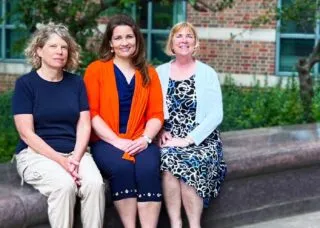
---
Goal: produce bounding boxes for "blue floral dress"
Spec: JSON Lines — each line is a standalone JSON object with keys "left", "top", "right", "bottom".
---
{"left": 160, "top": 75, "right": 227, "bottom": 207}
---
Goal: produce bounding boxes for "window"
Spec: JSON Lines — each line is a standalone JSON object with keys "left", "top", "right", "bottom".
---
{"left": 277, "top": 0, "right": 318, "bottom": 75}
{"left": 133, "top": 0, "right": 187, "bottom": 64}
{"left": 0, "top": 0, "right": 26, "bottom": 61}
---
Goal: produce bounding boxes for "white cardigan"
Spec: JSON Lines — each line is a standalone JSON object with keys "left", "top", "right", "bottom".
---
{"left": 156, "top": 60, "right": 223, "bottom": 145}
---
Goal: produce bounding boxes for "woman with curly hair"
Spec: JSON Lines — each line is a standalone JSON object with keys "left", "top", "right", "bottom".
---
{"left": 13, "top": 22, "right": 105, "bottom": 228}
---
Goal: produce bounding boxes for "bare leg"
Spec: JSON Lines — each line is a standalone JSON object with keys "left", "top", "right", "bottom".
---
{"left": 181, "top": 181, "right": 203, "bottom": 228}
{"left": 138, "top": 201, "right": 161, "bottom": 228}
{"left": 162, "top": 171, "right": 183, "bottom": 228}
{"left": 114, "top": 198, "right": 137, "bottom": 228}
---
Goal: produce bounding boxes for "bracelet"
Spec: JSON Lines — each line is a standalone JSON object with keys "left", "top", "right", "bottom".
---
{"left": 141, "top": 134, "right": 152, "bottom": 144}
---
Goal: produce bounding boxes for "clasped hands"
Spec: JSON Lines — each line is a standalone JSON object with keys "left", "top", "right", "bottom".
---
{"left": 111, "top": 137, "right": 149, "bottom": 156}
{"left": 158, "top": 130, "right": 189, "bottom": 148}
{"left": 60, "top": 155, "right": 81, "bottom": 186}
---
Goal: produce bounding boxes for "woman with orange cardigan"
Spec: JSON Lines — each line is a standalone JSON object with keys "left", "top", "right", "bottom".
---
{"left": 84, "top": 14, "right": 164, "bottom": 228}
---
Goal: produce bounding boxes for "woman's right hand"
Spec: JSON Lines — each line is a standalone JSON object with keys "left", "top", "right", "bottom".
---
{"left": 158, "top": 130, "right": 172, "bottom": 146}
{"left": 110, "top": 137, "right": 134, "bottom": 151}
{"left": 58, "top": 156, "right": 81, "bottom": 186}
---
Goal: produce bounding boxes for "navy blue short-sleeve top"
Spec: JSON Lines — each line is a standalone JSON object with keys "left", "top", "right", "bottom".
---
{"left": 12, "top": 70, "right": 89, "bottom": 153}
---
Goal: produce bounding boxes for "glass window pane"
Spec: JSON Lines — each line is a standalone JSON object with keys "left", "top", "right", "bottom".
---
{"left": 151, "top": 34, "right": 171, "bottom": 65}
{"left": 279, "top": 38, "right": 314, "bottom": 72}
{"left": 6, "top": 29, "right": 26, "bottom": 59}
{"left": 135, "top": 1, "right": 148, "bottom": 29}
{"left": 6, "top": 0, "right": 20, "bottom": 24}
{"left": 143, "top": 33, "right": 148, "bottom": 48}
{"left": 152, "top": 1, "right": 173, "bottom": 29}
{"left": 281, "top": 0, "right": 314, "bottom": 34}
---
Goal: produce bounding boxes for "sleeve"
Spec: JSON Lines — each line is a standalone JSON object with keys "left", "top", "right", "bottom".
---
{"left": 188, "top": 67, "right": 223, "bottom": 145}
{"left": 79, "top": 79, "right": 89, "bottom": 112}
{"left": 83, "top": 62, "right": 100, "bottom": 119}
{"left": 12, "top": 78, "right": 34, "bottom": 115}
{"left": 145, "top": 67, "right": 164, "bottom": 123}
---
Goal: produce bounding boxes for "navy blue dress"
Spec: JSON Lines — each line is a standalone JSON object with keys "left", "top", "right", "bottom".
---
{"left": 90, "top": 64, "right": 162, "bottom": 202}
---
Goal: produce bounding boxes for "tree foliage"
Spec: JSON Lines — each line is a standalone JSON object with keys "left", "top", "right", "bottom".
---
{"left": 250, "top": 0, "right": 319, "bottom": 122}
{"left": 10, "top": 0, "right": 132, "bottom": 72}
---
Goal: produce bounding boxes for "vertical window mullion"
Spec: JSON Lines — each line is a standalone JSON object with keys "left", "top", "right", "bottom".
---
{"left": 276, "top": 0, "right": 282, "bottom": 76}
{"left": 1, "top": 0, "right": 6, "bottom": 59}
{"left": 147, "top": 1, "right": 152, "bottom": 61}
{"left": 131, "top": 4, "right": 137, "bottom": 21}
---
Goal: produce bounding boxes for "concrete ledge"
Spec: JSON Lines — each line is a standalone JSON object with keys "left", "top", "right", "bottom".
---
{"left": 0, "top": 123, "right": 320, "bottom": 227}
{"left": 223, "top": 123, "right": 320, "bottom": 179}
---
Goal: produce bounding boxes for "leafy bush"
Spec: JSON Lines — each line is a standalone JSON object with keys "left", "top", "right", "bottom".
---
{"left": 220, "top": 76, "right": 313, "bottom": 131}
{"left": 0, "top": 90, "right": 18, "bottom": 163}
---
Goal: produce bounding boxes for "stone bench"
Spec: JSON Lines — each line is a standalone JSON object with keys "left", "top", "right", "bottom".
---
{"left": 202, "top": 123, "right": 320, "bottom": 227}
{"left": 1, "top": 123, "right": 320, "bottom": 228}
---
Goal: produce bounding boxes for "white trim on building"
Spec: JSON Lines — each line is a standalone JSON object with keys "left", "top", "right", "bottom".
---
{"left": 218, "top": 72, "right": 298, "bottom": 87}
{"left": 196, "top": 27, "right": 276, "bottom": 42}
{"left": 0, "top": 62, "right": 31, "bottom": 75}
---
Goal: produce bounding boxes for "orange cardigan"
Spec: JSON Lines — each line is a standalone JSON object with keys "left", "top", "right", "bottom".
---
{"left": 84, "top": 60, "right": 164, "bottom": 161}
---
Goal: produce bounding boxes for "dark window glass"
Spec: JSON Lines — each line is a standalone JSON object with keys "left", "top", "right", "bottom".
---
{"left": 6, "top": 29, "right": 26, "bottom": 59}
{"left": 279, "top": 38, "right": 314, "bottom": 72}
{"left": 151, "top": 34, "right": 171, "bottom": 65}
{"left": 281, "top": 0, "right": 314, "bottom": 34}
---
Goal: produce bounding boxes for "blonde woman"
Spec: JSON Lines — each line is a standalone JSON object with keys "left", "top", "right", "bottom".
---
{"left": 156, "top": 22, "right": 227, "bottom": 228}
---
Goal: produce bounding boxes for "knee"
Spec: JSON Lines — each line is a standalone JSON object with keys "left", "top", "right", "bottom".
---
{"left": 82, "top": 177, "right": 105, "bottom": 194}
{"left": 162, "top": 171, "right": 176, "bottom": 181}
{"left": 53, "top": 177, "right": 77, "bottom": 195}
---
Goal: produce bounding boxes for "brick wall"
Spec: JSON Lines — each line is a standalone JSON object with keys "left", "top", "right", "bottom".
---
{"left": 198, "top": 40, "right": 275, "bottom": 75}
{"left": 0, "top": 74, "right": 19, "bottom": 93}
{"left": 187, "top": 0, "right": 277, "bottom": 29}
{"left": 188, "top": 0, "right": 277, "bottom": 75}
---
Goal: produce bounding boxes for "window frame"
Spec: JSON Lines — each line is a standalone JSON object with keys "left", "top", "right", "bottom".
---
{"left": 0, "top": 0, "right": 25, "bottom": 63}
{"left": 276, "top": 0, "right": 320, "bottom": 76}
{"left": 132, "top": 0, "right": 187, "bottom": 62}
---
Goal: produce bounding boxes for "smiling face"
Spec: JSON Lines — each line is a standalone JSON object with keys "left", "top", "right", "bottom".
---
{"left": 110, "top": 25, "right": 136, "bottom": 60}
{"left": 36, "top": 33, "right": 68, "bottom": 70}
{"left": 171, "top": 27, "right": 196, "bottom": 57}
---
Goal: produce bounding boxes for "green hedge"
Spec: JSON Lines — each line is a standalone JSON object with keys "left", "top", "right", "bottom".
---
{"left": 0, "top": 78, "right": 319, "bottom": 162}
{"left": 220, "top": 77, "right": 308, "bottom": 131}
{"left": 0, "top": 90, "right": 18, "bottom": 163}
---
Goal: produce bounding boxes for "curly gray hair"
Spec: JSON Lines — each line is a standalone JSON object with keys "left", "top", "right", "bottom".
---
{"left": 24, "top": 22, "right": 80, "bottom": 71}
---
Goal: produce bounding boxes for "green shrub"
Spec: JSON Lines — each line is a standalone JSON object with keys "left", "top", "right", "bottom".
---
{"left": 0, "top": 90, "right": 19, "bottom": 163}
{"left": 220, "top": 76, "right": 310, "bottom": 131}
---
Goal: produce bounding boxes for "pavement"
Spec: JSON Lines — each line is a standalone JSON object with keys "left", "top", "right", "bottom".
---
{"left": 238, "top": 211, "right": 320, "bottom": 228}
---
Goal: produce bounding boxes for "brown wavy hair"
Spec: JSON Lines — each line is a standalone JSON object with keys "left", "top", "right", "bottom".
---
{"left": 99, "top": 14, "right": 150, "bottom": 86}
{"left": 24, "top": 22, "right": 80, "bottom": 71}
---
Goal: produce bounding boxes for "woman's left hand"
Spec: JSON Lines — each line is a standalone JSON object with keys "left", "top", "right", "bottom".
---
{"left": 161, "top": 137, "right": 189, "bottom": 148}
{"left": 127, "top": 137, "right": 148, "bottom": 156}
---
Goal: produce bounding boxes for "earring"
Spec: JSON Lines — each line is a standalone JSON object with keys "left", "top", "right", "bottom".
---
{"left": 111, "top": 48, "right": 114, "bottom": 53}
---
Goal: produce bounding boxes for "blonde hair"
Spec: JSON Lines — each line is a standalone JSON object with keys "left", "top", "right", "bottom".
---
{"left": 165, "top": 22, "right": 200, "bottom": 56}
{"left": 24, "top": 22, "right": 80, "bottom": 71}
